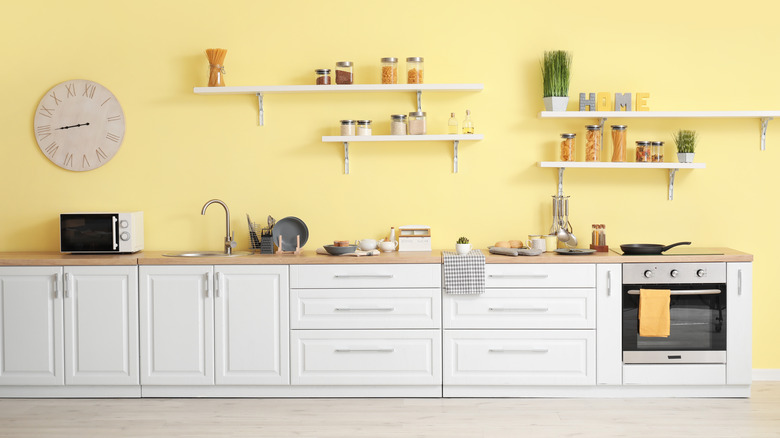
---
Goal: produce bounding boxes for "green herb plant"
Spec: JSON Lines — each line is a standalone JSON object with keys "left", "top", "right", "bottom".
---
{"left": 456, "top": 236, "right": 469, "bottom": 244}
{"left": 541, "top": 50, "right": 573, "bottom": 98}
{"left": 673, "top": 129, "right": 698, "bottom": 153}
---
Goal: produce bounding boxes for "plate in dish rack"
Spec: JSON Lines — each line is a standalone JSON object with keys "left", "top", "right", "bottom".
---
{"left": 555, "top": 248, "right": 596, "bottom": 255}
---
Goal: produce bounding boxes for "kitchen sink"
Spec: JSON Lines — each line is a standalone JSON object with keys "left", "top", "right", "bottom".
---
{"left": 162, "top": 251, "right": 253, "bottom": 257}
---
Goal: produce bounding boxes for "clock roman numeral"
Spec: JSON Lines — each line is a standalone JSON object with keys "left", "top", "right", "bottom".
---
{"left": 107, "top": 114, "right": 121, "bottom": 122}
{"left": 44, "top": 142, "right": 58, "bottom": 157}
{"left": 83, "top": 83, "right": 96, "bottom": 99}
{"left": 106, "top": 132, "right": 120, "bottom": 143}
{"left": 81, "top": 155, "right": 90, "bottom": 168}
{"left": 48, "top": 92, "right": 62, "bottom": 106}
{"left": 101, "top": 97, "right": 112, "bottom": 107}
{"left": 95, "top": 147, "right": 108, "bottom": 162}
{"left": 36, "top": 125, "right": 51, "bottom": 140}
{"left": 63, "top": 152, "right": 73, "bottom": 168}
{"left": 38, "top": 105, "right": 55, "bottom": 118}
{"left": 66, "top": 83, "right": 76, "bottom": 97}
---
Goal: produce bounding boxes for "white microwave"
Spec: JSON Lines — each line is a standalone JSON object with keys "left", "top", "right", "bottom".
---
{"left": 60, "top": 212, "right": 144, "bottom": 254}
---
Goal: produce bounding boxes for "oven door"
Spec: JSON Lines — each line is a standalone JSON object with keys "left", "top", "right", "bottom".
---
{"left": 60, "top": 214, "right": 120, "bottom": 253}
{"left": 622, "top": 283, "right": 727, "bottom": 364}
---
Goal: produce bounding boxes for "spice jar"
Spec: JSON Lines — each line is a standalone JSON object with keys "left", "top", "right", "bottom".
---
{"left": 635, "top": 141, "right": 650, "bottom": 162}
{"left": 315, "top": 68, "right": 331, "bottom": 85}
{"left": 381, "top": 57, "right": 398, "bottom": 84}
{"left": 651, "top": 141, "right": 665, "bottom": 162}
{"left": 340, "top": 120, "right": 356, "bottom": 136}
{"left": 335, "top": 61, "right": 353, "bottom": 85}
{"left": 560, "top": 133, "right": 576, "bottom": 162}
{"left": 390, "top": 114, "right": 407, "bottom": 135}
{"left": 584, "top": 125, "right": 601, "bottom": 162}
{"left": 406, "top": 57, "right": 424, "bottom": 84}
{"left": 408, "top": 111, "right": 427, "bottom": 135}
{"left": 356, "top": 120, "right": 372, "bottom": 136}
{"left": 610, "top": 125, "right": 627, "bottom": 162}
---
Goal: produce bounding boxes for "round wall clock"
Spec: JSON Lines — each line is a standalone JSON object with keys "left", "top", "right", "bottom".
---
{"left": 33, "top": 79, "right": 125, "bottom": 171}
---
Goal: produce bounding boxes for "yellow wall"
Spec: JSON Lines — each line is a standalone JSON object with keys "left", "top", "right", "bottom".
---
{"left": 1, "top": 0, "right": 778, "bottom": 368}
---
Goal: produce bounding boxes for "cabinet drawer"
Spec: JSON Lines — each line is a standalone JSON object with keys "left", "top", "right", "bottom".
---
{"left": 486, "top": 264, "right": 594, "bottom": 288}
{"left": 291, "top": 289, "right": 440, "bottom": 329}
{"left": 443, "top": 289, "right": 594, "bottom": 329}
{"left": 291, "top": 330, "right": 441, "bottom": 385}
{"left": 290, "top": 264, "right": 440, "bottom": 289}
{"left": 443, "top": 330, "right": 595, "bottom": 385}
{"left": 623, "top": 364, "right": 726, "bottom": 386}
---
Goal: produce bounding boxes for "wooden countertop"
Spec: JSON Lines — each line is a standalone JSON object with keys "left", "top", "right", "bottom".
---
{"left": 0, "top": 248, "right": 752, "bottom": 266}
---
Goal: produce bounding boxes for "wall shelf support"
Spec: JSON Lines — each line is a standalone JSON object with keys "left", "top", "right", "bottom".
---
{"left": 416, "top": 91, "right": 422, "bottom": 112}
{"left": 668, "top": 168, "right": 678, "bottom": 201}
{"left": 343, "top": 142, "right": 349, "bottom": 174}
{"left": 453, "top": 140, "right": 459, "bottom": 173}
{"left": 761, "top": 117, "right": 772, "bottom": 151}
{"left": 256, "top": 93, "right": 264, "bottom": 126}
{"left": 557, "top": 168, "right": 565, "bottom": 196}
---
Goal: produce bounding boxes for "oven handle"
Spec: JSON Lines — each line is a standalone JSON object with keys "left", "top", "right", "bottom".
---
{"left": 627, "top": 289, "right": 721, "bottom": 296}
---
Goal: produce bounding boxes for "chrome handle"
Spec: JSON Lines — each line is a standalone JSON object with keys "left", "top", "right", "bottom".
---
{"left": 627, "top": 289, "right": 722, "bottom": 296}
{"left": 112, "top": 216, "right": 118, "bottom": 250}
{"left": 488, "top": 307, "right": 549, "bottom": 312}
{"left": 205, "top": 272, "right": 212, "bottom": 298}
{"left": 215, "top": 272, "right": 221, "bottom": 298}
{"left": 738, "top": 269, "right": 743, "bottom": 296}
{"left": 334, "top": 274, "right": 394, "bottom": 279}
{"left": 488, "top": 274, "right": 549, "bottom": 279}
{"left": 334, "top": 348, "right": 395, "bottom": 353}
{"left": 489, "top": 348, "right": 549, "bottom": 353}
{"left": 607, "top": 270, "right": 612, "bottom": 296}
{"left": 63, "top": 273, "right": 70, "bottom": 298}
{"left": 335, "top": 307, "right": 395, "bottom": 312}
{"left": 53, "top": 273, "right": 59, "bottom": 299}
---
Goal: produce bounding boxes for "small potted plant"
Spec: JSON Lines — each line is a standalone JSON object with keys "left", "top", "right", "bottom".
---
{"left": 673, "top": 129, "right": 697, "bottom": 163}
{"left": 541, "top": 50, "right": 573, "bottom": 112}
{"left": 455, "top": 236, "right": 472, "bottom": 255}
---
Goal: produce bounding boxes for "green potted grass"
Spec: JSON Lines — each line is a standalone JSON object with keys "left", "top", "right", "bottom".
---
{"left": 455, "top": 236, "right": 472, "bottom": 255}
{"left": 541, "top": 50, "right": 573, "bottom": 112}
{"left": 673, "top": 129, "right": 697, "bottom": 163}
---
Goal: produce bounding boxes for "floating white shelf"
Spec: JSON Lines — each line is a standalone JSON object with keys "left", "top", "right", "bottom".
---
{"left": 194, "top": 84, "right": 484, "bottom": 126}
{"left": 538, "top": 110, "right": 780, "bottom": 150}
{"left": 538, "top": 161, "right": 706, "bottom": 200}
{"left": 322, "top": 134, "right": 484, "bottom": 174}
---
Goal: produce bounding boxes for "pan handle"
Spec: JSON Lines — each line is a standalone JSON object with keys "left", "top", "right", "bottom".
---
{"left": 661, "top": 241, "right": 692, "bottom": 252}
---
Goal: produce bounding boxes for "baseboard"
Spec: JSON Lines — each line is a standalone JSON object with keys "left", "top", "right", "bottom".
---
{"left": 752, "top": 369, "right": 780, "bottom": 381}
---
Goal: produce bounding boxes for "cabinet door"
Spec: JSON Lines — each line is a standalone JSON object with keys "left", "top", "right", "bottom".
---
{"left": 63, "top": 266, "right": 139, "bottom": 386}
{"left": 596, "top": 264, "right": 622, "bottom": 385}
{"left": 727, "top": 262, "right": 752, "bottom": 385}
{"left": 0, "top": 266, "right": 63, "bottom": 386}
{"left": 214, "top": 265, "right": 289, "bottom": 385}
{"left": 139, "top": 266, "right": 214, "bottom": 385}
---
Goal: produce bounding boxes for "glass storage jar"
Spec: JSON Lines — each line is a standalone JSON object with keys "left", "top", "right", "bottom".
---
{"left": 340, "top": 119, "right": 356, "bottom": 136}
{"left": 560, "top": 133, "right": 576, "bottom": 161}
{"left": 335, "top": 61, "right": 353, "bottom": 84}
{"left": 390, "top": 114, "right": 407, "bottom": 135}
{"left": 407, "top": 111, "right": 427, "bottom": 135}
{"left": 610, "top": 125, "right": 627, "bottom": 162}
{"left": 381, "top": 57, "right": 398, "bottom": 84}
{"left": 651, "top": 141, "right": 665, "bottom": 162}
{"left": 356, "top": 120, "right": 372, "bottom": 136}
{"left": 635, "top": 141, "right": 650, "bottom": 162}
{"left": 315, "top": 68, "right": 331, "bottom": 85}
{"left": 584, "top": 125, "right": 601, "bottom": 162}
{"left": 406, "top": 57, "right": 424, "bottom": 84}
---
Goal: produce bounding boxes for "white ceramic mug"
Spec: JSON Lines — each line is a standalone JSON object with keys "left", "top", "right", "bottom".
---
{"left": 378, "top": 240, "right": 398, "bottom": 252}
{"left": 355, "top": 239, "right": 378, "bottom": 251}
{"left": 526, "top": 238, "right": 546, "bottom": 251}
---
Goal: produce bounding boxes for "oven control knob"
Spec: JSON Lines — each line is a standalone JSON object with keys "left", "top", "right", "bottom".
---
{"left": 644, "top": 270, "right": 653, "bottom": 278}
{"left": 120, "top": 232, "right": 130, "bottom": 241}
{"left": 670, "top": 269, "right": 679, "bottom": 278}
{"left": 119, "top": 220, "right": 129, "bottom": 229}
{"left": 697, "top": 269, "right": 706, "bottom": 278}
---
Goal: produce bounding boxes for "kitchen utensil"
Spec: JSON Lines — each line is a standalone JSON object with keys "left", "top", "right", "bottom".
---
{"left": 247, "top": 214, "right": 261, "bottom": 249}
{"left": 323, "top": 244, "right": 358, "bottom": 255}
{"left": 268, "top": 215, "right": 276, "bottom": 228}
{"left": 620, "top": 241, "right": 691, "bottom": 255}
{"left": 272, "top": 216, "right": 309, "bottom": 252}
{"left": 555, "top": 248, "right": 596, "bottom": 255}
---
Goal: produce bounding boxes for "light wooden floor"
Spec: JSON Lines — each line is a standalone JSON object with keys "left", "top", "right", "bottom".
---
{"left": 2, "top": 383, "right": 780, "bottom": 438}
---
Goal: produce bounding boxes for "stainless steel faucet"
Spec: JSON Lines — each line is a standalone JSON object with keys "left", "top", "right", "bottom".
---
{"left": 201, "top": 199, "right": 237, "bottom": 255}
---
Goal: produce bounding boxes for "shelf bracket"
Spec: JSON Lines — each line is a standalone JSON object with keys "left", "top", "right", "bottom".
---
{"left": 453, "top": 140, "right": 459, "bottom": 173}
{"left": 343, "top": 142, "right": 349, "bottom": 174}
{"left": 760, "top": 117, "right": 772, "bottom": 151}
{"left": 256, "top": 93, "right": 265, "bottom": 126}
{"left": 416, "top": 90, "right": 422, "bottom": 112}
{"left": 668, "top": 168, "right": 678, "bottom": 200}
{"left": 557, "top": 167, "right": 565, "bottom": 196}
{"left": 597, "top": 117, "right": 607, "bottom": 145}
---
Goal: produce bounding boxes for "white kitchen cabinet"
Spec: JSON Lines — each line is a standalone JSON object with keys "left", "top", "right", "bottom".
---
{"left": 726, "top": 262, "right": 752, "bottom": 385}
{"left": 290, "top": 264, "right": 440, "bottom": 289}
{"left": 595, "top": 264, "right": 622, "bottom": 385}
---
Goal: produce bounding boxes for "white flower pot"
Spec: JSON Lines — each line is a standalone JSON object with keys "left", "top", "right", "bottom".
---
{"left": 543, "top": 96, "right": 569, "bottom": 112}
{"left": 677, "top": 152, "right": 695, "bottom": 163}
{"left": 455, "top": 243, "right": 472, "bottom": 255}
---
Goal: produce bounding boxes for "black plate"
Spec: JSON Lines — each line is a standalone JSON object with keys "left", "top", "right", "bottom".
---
{"left": 555, "top": 248, "right": 596, "bottom": 255}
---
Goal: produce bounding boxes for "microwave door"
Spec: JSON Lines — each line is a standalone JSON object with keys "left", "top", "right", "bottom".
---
{"left": 61, "top": 214, "right": 119, "bottom": 253}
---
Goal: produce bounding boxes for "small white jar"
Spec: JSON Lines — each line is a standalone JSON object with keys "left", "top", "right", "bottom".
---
{"left": 390, "top": 114, "right": 407, "bottom": 135}
{"left": 407, "top": 111, "right": 427, "bottom": 135}
{"left": 356, "top": 120, "right": 372, "bottom": 136}
{"left": 340, "top": 120, "right": 356, "bottom": 136}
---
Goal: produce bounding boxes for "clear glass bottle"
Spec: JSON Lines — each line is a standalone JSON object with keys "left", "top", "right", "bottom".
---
{"left": 462, "top": 110, "right": 474, "bottom": 134}
{"left": 635, "top": 141, "right": 650, "bottom": 162}
{"left": 610, "top": 125, "right": 627, "bottom": 162}
{"left": 406, "top": 57, "right": 424, "bottom": 84}
{"left": 335, "top": 61, "right": 353, "bottom": 84}
{"left": 340, "top": 120, "right": 356, "bottom": 136}
{"left": 447, "top": 113, "right": 458, "bottom": 134}
{"left": 407, "top": 111, "right": 427, "bottom": 135}
{"left": 381, "top": 57, "right": 398, "bottom": 84}
{"left": 356, "top": 120, "right": 372, "bottom": 136}
{"left": 584, "top": 125, "right": 601, "bottom": 162}
{"left": 651, "top": 141, "right": 665, "bottom": 162}
{"left": 315, "top": 68, "right": 331, "bottom": 85}
{"left": 560, "top": 133, "right": 576, "bottom": 161}
{"left": 390, "top": 114, "right": 407, "bottom": 135}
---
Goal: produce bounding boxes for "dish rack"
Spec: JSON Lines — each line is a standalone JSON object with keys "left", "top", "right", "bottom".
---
{"left": 248, "top": 221, "right": 274, "bottom": 254}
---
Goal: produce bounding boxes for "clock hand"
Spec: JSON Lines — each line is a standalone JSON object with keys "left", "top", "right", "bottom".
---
{"left": 56, "top": 122, "right": 90, "bottom": 130}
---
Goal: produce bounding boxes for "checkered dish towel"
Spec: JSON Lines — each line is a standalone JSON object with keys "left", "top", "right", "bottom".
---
{"left": 442, "top": 250, "right": 485, "bottom": 294}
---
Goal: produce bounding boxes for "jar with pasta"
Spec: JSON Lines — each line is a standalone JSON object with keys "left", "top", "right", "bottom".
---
{"left": 651, "top": 141, "right": 665, "bottom": 162}
{"left": 406, "top": 57, "right": 424, "bottom": 84}
{"left": 610, "top": 125, "right": 627, "bottom": 162}
{"left": 381, "top": 57, "right": 398, "bottom": 84}
{"left": 584, "top": 125, "right": 601, "bottom": 162}
{"left": 560, "top": 133, "right": 576, "bottom": 162}
{"left": 635, "top": 141, "right": 650, "bottom": 162}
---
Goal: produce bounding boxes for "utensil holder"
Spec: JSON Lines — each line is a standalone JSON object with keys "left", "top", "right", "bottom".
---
{"left": 589, "top": 244, "right": 609, "bottom": 252}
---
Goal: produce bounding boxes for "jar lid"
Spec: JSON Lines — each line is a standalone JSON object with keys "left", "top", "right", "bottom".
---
{"left": 340, "top": 120, "right": 356, "bottom": 125}
{"left": 635, "top": 141, "right": 650, "bottom": 145}
{"left": 381, "top": 57, "right": 398, "bottom": 62}
{"left": 357, "top": 119, "right": 372, "bottom": 125}
{"left": 315, "top": 68, "right": 331, "bottom": 74}
{"left": 336, "top": 61, "right": 353, "bottom": 67}
{"left": 406, "top": 57, "right": 424, "bottom": 62}
{"left": 561, "top": 133, "right": 576, "bottom": 138}
{"left": 610, "top": 125, "right": 627, "bottom": 130}
{"left": 651, "top": 141, "right": 664, "bottom": 145}
{"left": 408, "top": 111, "right": 427, "bottom": 117}
{"left": 391, "top": 114, "right": 407, "bottom": 121}
{"left": 585, "top": 125, "right": 601, "bottom": 130}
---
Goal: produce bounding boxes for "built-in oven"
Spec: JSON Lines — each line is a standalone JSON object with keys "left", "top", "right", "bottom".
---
{"left": 622, "top": 262, "right": 727, "bottom": 364}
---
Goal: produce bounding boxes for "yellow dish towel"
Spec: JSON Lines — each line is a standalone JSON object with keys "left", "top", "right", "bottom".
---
{"left": 639, "top": 289, "right": 671, "bottom": 337}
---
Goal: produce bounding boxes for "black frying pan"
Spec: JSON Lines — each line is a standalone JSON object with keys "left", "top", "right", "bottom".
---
{"left": 620, "top": 241, "right": 691, "bottom": 255}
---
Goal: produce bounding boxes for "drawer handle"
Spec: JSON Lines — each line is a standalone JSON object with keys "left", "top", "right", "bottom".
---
{"left": 334, "top": 348, "right": 395, "bottom": 353}
{"left": 488, "top": 274, "right": 549, "bottom": 279}
{"left": 488, "top": 307, "right": 549, "bottom": 312}
{"left": 488, "top": 348, "right": 549, "bottom": 353}
{"left": 334, "top": 274, "right": 394, "bottom": 279}
{"left": 627, "top": 289, "right": 721, "bottom": 296}
{"left": 335, "top": 307, "right": 395, "bottom": 312}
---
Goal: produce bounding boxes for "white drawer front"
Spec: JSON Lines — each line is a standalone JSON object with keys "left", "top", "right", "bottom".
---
{"left": 486, "top": 264, "right": 594, "bottom": 288}
{"left": 291, "top": 289, "right": 440, "bottom": 329}
{"left": 444, "top": 289, "right": 594, "bottom": 329}
{"left": 623, "top": 364, "right": 726, "bottom": 386}
{"left": 291, "top": 330, "right": 441, "bottom": 385}
{"left": 290, "top": 264, "right": 441, "bottom": 289}
{"left": 443, "top": 330, "right": 595, "bottom": 385}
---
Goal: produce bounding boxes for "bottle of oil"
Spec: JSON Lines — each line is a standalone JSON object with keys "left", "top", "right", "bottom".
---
{"left": 462, "top": 110, "right": 474, "bottom": 134}
{"left": 447, "top": 113, "right": 458, "bottom": 134}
